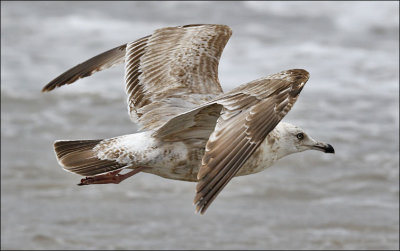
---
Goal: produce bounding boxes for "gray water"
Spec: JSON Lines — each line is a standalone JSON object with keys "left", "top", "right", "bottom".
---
{"left": 1, "top": 1, "right": 399, "bottom": 250}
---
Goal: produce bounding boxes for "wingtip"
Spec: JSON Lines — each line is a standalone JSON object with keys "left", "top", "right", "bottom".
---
{"left": 41, "top": 82, "right": 57, "bottom": 93}
{"left": 194, "top": 196, "right": 210, "bottom": 215}
{"left": 194, "top": 204, "right": 205, "bottom": 215}
{"left": 289, "top": 69, "right": 310, "bottom": 80}
{"left": 193, "top": 194, "right": 207, "bottom": 215}
{"left": 179, "top": 24, "right": 232, "bottom": 38}
{"left": 41, "top": 87, "right": 51, "bottom": 93}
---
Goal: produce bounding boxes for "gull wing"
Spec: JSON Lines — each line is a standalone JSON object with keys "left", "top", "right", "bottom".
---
{"left": 42, "top": 24, "right": 232, "bottom": 131}
{"left": 193, "top": 69, "right": 310, "bottom": 214}
{"left": 125, "top": 24, "right": 231, "bottom": 130}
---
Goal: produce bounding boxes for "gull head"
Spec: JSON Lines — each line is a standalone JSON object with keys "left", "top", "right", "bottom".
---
{"left": 274, "top": 122, "right": 335, "bottom": 158}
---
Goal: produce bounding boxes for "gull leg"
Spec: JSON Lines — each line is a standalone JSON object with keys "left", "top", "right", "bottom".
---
{"left": 78, "top": 167, "right": 147, "bottom": 186}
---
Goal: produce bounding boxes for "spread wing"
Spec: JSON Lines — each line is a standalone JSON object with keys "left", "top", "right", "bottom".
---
{"left": 125, "top": 24, "right": 231, "bottom": 130}
{"left": 42, "top": 24, "right": 232, "bottom": 131}
{"left": 194, "top": 69, "right": 310, "bottom": 214}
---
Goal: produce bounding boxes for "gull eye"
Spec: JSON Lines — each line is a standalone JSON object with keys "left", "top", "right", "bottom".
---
{"left": 296, "top": 133, "right": 304, "bottom": 140}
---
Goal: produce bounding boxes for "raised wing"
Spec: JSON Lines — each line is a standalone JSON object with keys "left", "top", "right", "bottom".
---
{"left": 125, "top": 24, "right": 231, "bottom": 130}
{"left": 42, "top": 24, "right": 232, "bottom": 131}
{"left": 194, "top": 69, "right": 310, "bottom": 214}
{"left": 42, "top": 42, "right": 131, "bottom": 92}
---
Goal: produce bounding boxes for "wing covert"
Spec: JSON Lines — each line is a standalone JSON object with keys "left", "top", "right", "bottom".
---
{"left": 194, "top": 69, "right": 310, "bottom": 214}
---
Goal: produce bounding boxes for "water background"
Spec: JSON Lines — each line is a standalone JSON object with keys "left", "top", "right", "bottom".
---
{"left": 1, "top": 1, "right": 399, "bottom": 249}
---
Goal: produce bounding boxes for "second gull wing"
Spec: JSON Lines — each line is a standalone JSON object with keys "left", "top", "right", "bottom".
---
{"left": 42, "top": 24, "right": 232, "bottom": 131}
{"left": 125, "top": 24, "right": 231, "bottom": 130}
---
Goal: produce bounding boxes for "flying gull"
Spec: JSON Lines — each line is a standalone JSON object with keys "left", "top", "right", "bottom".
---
{"left": 42, "top": 24, "right": 334, "bottom": 214}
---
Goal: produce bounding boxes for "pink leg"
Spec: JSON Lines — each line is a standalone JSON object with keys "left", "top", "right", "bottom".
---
{"left": 78, "top": 167, "right": 147, "bottom": 186}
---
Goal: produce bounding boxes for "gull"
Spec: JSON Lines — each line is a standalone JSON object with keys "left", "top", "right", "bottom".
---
{"left": 42, "top": 24, "right": 334, "bottom": 214}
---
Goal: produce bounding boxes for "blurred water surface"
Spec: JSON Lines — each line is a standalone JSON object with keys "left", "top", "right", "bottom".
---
{"left": 1, "top": 1, "right": 399, "bottom": 250}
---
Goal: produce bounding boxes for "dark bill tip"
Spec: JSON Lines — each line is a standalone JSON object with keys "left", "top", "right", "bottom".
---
{"left": 325, "top": 144, "right": 335, "bottom": 154}
{"left": 312, "top": 143, "right": 335, "bottom": 154}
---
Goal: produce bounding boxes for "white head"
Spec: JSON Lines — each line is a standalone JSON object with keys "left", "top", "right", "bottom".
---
{"left": 272, "top": 122, "right": 334, "bottom": 159}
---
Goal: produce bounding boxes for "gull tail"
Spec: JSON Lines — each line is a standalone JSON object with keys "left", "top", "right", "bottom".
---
{"left": 53, "top": 139, "right": 125, "bottom": 176}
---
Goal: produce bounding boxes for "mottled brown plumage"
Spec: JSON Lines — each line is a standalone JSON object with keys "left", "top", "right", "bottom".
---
{"left": 125, "top": 25, "right": 231, "bottom": 130}
{"left": 43, "top": 24, "right": 333, "bottom": 215}
{"left": 193, "top": 70, "right": 309, "bottom": 213}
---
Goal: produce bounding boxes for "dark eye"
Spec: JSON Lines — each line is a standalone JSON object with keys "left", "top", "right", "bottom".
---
{"left": 296, "top": 133, "right": 304, "bottom": 140}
